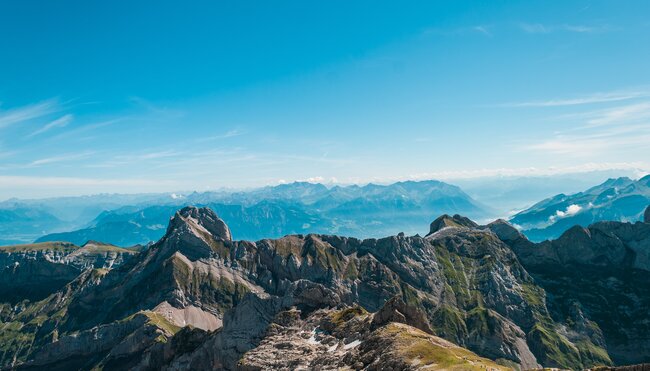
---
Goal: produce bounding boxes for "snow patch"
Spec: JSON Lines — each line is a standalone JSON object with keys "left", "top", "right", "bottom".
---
{"left": 306, "top": 328, "right": 320, "bottom": 345}
{"left": 343, "top": 339, "right": 362, "bottom": 350}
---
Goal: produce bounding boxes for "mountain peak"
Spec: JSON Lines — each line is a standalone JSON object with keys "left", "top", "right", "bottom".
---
{"left": 167, "top": 206, "right": 232, "bottom": 242}
{"left": 428, "top": 214, "right": 478, "bottom": 235}
{"left": 486, "top": 219, "right": 526, "bottom": 243}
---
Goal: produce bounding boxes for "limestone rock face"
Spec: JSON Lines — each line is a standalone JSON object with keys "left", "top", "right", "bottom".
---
{"left": 497, "top": 217, "right": 650, "bottom": 366}
{"left": 167, "top": 206, "right": 232, "bottom": 242}
{"left": 233, "top": 304, "right": 511, "bottom": 371}
{"left": 0, "top": 241, "right": 136, "bottom": 303}
{"left": 371, "top": 296, "right": 433, "bottom": 334}
{"left": 4, "top": 206, "right": 650, "bottom": 370}
{"left": 428, "top": 214, "right": 478, "bottom": 235}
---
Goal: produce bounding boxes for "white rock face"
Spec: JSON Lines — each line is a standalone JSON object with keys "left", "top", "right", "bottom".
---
{"left": 153, "top": 301, "right": 222, "bottom": 331}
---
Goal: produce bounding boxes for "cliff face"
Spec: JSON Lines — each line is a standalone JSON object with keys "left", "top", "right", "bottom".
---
{"left": 0, "top": 241, "right": 136, "bottom": 303}
{"left": 1, "top": 206, "right": 648, "bottom": 370}
{"left": 491, "top": 214, "right": 650, "bottom": 366}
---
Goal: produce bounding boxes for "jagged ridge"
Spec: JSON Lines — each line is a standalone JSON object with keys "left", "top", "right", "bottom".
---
{"left": 1, "top": 206, "right": 649, "bottom": 370}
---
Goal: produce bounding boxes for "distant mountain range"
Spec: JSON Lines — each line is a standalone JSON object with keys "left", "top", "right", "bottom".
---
{"left": 4, "top": 176, "right": 650, "bottom": 247}
{"left": 510, "top": 175, "right": 650, "bottom": 241}
{"left": 33, "top": 180, "right": 487, "bottom": 246}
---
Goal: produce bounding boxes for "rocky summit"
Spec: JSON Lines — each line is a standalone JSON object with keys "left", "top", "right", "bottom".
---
{"left": 1, "top": 205, "right": 649, "bottom": 370}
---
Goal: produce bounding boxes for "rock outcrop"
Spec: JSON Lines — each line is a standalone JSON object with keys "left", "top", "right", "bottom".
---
{"left": 496, "top": 217, "right": 650, "bottom": 366}
{"left": 2, "top": 206, "right": 649, "bottom": 370}
{"left": 427, "top": 213, "right": 478, "bottom": 235}
{"left": 645, "top": 205, "right": 650, "bottom": 223}
{"left": 371, "top": 296, "right": 433, "bottom": 334}
{"left": 0, "top": 241, "right": 136, "bottom": 303}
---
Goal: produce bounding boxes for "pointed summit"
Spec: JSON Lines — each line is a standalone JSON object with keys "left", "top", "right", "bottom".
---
{"left": 486, "top": 219, "right": 526, "bottom": 243}
{"left": 428, "top": 214, "right": 478, "bottom": 235}
{"left": 166, "top": 206, "right": 232, "bottom": 242}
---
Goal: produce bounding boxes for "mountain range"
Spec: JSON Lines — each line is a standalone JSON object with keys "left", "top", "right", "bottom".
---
{"left": 1, "top": 205, "right": 649, "bottom": 370}
{"left": 3, "top": 176, "right": 650, "bottom": 249}
{"left": 31, "top": 180, "right": 487, "bottom": 246}
{"left": 511, "top": 176, "right": 650, "bottom": 241}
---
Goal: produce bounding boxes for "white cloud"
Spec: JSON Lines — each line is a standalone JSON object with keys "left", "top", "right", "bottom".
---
{"left": 0, "top": 99, "right": 59, "bottom": 129}
{"left": 549, "top": 204, "right": 582, "bottom": 222}
{"left": 510, "top": 88, "right": 650, "bottom": 157}
{"left": 114, "top": 150, "right": 181, "bottom": 162}
{"left": 304, "top": 176, "right": 325, "bottom": 183}
{"left": 0, "top": 175, "right": 172, "bottom": 187}
{"left": 405, "top": 162, "right": 650, "bottom": 181}
{"left": 472, "top": 25, "right": 492, "bottom": 37}
{"left": 196, "top": 129, "right": 246, "bottom": 142}
{"left": 0, "top": 175, "right": 180, "bottom": 200}
{"left": 586, "top": 102, "right": 650, "bottom": 126}
{"left": 503, "top": 90, "right": 650, "bottom": 107}
{"left": 519, "top": 23, "right": 550, "bottom": 34}
{"left": 28, "top": 114, "right": 73, "bottom": 137}
{"left": 421, "top": 24, "right": 495, "bottom": 37}
{"left": 518, "top": 23, "right": 605, "bottom": 34}
{"left": 525, "top": 137, "right": 608, "bottom": 156}
{"left": 28, "top": 151, "right": 95, "bottom": 166}
{"left": 560, "top": 204, "right": 582, "bottom": 217}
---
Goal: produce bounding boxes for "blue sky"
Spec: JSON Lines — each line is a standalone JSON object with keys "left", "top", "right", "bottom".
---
{"left": 1, "top": 1, "right": 649, "bottom": 199}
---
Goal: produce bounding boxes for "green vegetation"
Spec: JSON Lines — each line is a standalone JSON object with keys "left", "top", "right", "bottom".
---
{"left": 273, "top": 236, "right": 304, "bottom": 258}
{"left": 343, "top": 260, "right": 359, "bottom": 280}
{"left": 575, "top": 339, "right": 612, "bottom": 368}
{"left": 303, "top": 236, "right": 345, "bottom": 272}
{"left": 80, "top": 243, "right": 134, "bottom": 254}
{"left": 527, "top": 323, "right": 582, "bottom": 370}
{"left": 381, "top": 323, "right": 511, "bottom": 370}
{"left": 520, "top": 283, "right": 545, "bottom": 309}
{"left": 141, "top": 311, "right": 182, "bottom": 335}
{"left": 0, "top": 321, "right": 35, "bottom": 367}
{"left": 330, "top": 306, "right": 368, "bottom": 326}
{"left": 430, "top": 305, "right": 467, "bottom": 342}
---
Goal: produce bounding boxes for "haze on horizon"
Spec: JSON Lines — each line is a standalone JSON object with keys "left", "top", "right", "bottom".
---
{"left": 1, "top": 1, "right": 649, "bottom": 200}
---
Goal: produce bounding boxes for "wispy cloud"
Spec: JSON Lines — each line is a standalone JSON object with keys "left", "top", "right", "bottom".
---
{"left": 0, "top": 175, "right": 175, "bottom": 187}
{"left": 502, "top": 89, "right": 650, "bottom": 107}
{"left": 405, "top": 162, "right": 650, "bottom": 180}
{"left": 586, "top": 102, "right": 650, "bottom": 126}
{"left": 48, "top": 118, "right": 122, "bottom": 141}
{"left": 27, "top": 114, "right": 73, "bottom": 137}
{"left": 0, "top": 150, "right": 17, "bottom": 160}
{"left": 196, "top": 129, "right": 246, "bottom": 142}
{"left": 0, "top": 99, "right": 59, "bottom": 129}
{"left": 112, "top": 150, "right": 182, "bottom": 162}
{"left": 422, "top": 24, "right": 494, "bottom": 37}
{"left": 518, "top": 22, "right": 606, "bottom": 34}
{"left": 472, "top": 25, "right": 492, "bottom": 37}
{"left": 128, "top": 96, "right": 184, "bottom": 118}
{"left": 517, "top": 93, "right": 650, "bottom": 156}
{"left": 28, "top": 151, "right": 95, "bottom": 166}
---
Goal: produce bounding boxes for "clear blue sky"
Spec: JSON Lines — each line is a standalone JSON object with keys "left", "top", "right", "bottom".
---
{"left": 1, "top": 1, "right": 649, "bottom": 198}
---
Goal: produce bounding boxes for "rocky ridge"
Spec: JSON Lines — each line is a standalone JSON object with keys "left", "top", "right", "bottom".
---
{"left": 1, "top": 206, "right": 649, "bottom": 370}
{"left": 0, "top": 241, "right": 136, "bottom": 304}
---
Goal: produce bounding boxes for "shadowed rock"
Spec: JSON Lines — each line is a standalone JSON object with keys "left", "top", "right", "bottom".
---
{"left": 427, "top": 214, "right": 478, "bottom": 235}
{"left": 371, "top": 296, "right": 433, "bottom": 334}
{"left": 167, "top": 206, "right": 232, "bottom": 241}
